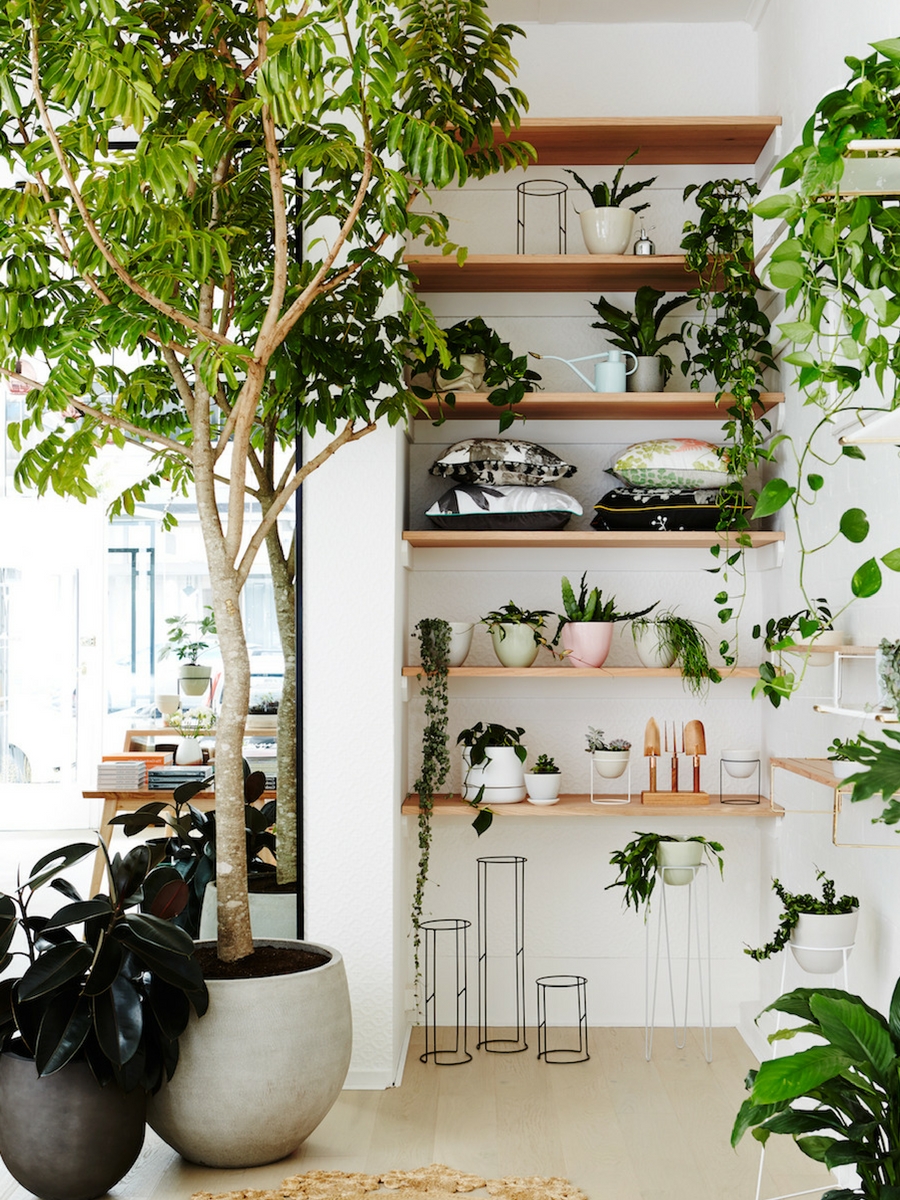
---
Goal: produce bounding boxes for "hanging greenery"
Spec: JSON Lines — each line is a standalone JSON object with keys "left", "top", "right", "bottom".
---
{"left": 410, "top": 618, "right": 452, "bottom": 975}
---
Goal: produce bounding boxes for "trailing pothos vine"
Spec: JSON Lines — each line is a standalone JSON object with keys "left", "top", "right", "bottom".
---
{"left": 410, "top": 618, "right": 451, "bottom": 978}
{"left": 679, "top": 177, "right": 777, "bottom": 669}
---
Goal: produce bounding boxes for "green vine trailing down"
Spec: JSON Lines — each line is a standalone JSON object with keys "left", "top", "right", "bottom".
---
{"left": 744, "top": 871, "right": 858, "bottom": 961}
{"left": 410, "top": 618, "right": 451, "bottom": 976}
{"left": 747, "top": 39, "right": 900, "bottom": 708}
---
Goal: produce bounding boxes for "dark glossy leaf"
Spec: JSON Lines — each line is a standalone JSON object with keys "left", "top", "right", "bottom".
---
{"left": 108, "top": 803, "right": 169, "bottom": 834}
{"left": 851, "top": 557, "right": 882, "bottom": 598}
{"left": 121, "top": 912, "right": 196, "bottom": 957}
{"left": 83, "top": 1034, "right": 114, "bottom": 1088}
{"left": 751, "top": 1046, "right": 854, "bottom": 1103}
{"left": 245, "top": 771, "right": 267, "bottom": 804}
{"left": 83, "top": 937, "right": 124, "bottom": 997}
{"left": 472, "top": 808, "right": 493, "bottom": 836}
{"left": 0, "top": 895, "right": 16, "bottom": 959}
{"left": 174, "top": 777, "right": 213, "bottom": 805}
{"left": 146, "top": 878, "right": 189, "bottom": 921}
{"left": 42, "top": 899, "right": 112, "bottom": 931}
{"left": 839, "top": 507, "right": 869, "bottom": 543}
{"left": 115, "top": 927, "right": 206, "bottom": 993}
{"left": 113, "top": 844, "right": 152, "bottom": 903}
{"left": 50, "top": 877, "right": 83, "bottom": 903}
{"left": 146, "top": 975, "right": 191, "bottom": 1041}
{"left": 93, "top": 975, "right": 142, "bottom": 1067}
{"left": 35, "top": 992, "right": 91, "bottom": 1075}
{"left": 17, "top": 942, "right": 93, "bottom": 1001}
{"left": 25, "top": 844, "right": 96, "bottom": 891}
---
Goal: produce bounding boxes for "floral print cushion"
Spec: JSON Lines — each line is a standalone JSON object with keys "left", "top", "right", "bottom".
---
{"left": 611, "top": 438, "right": 736, "bottom": 489}
{"left": 431, "top": 438, "right": 576, "bottom": 486}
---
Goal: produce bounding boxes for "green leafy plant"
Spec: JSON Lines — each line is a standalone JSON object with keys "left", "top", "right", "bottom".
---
{"left": 585, "top": 728, "right": 631, "bottom": 753}
{"left": 839, "top": 726, "right": 900, "bottom": 825}
{"left": 828, "top": 735, "right": 866, "bottom": 763}
{"left": 457, "top": 721, "right": 527, "bottom": 836}
{"left": 558, "top": 572, "right": 657, "bottom": 625}
{"left": 410, "top": 619, "right": 452, "bottom": 971}
{"left": 481, "top": 601, "right": 556, "bottom": 648}
{"left": 606, "top": 832, "right": 724, "bottom": 915}
{"left": 566, "top": 149, "right": 656, "bottom": 212}
{"left": 751, "top": 599, "right": 835, "bottom": 708}
{"left": 631, "top": 611, "right": 722, "bottom": 696}
{"left": 745, "top": 872, "right": 858, "bottom": 961}
{"left": 159, "top": 610, "right": 217, "bottom": 666}
{"left": 878, "top": 639, "right": 900, "bottom": 712}
{"left": 248, "top": 692, "right": 280, "bottom": 716}
{"left": 589, "top": 286, "right": 689, "bottom": 383}
{"left": 0, "top": 841, "right": 208, "bottom": 1092}
{"left": 732, "top": 973, "right": 900, "bottom": 1198}
{"left": 530, "top": 754, "right": 559, "bottom": 775}
{"left": 409, "top": 317, "right": 542, "bottom": 432}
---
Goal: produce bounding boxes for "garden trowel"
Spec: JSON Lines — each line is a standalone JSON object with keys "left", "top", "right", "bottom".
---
{"left": 684, "top": 719, "right": 707, "bottom": 795}
{"left": 643, "top": 717, "right": 660, "bottom": 792}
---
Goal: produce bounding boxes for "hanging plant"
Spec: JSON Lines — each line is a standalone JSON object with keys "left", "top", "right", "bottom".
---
{"left": 410, "top": 618, "right": 452, "bottom": 976}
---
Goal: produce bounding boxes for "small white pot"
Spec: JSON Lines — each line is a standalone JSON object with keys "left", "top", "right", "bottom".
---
{"left": 245, "top": 713, "right": 278, "bottom": 733}
{"left": 633, "top": 625, "right": 676, "bottom": 669}
{"left": 721, "top": 749, "right": 760, "bottom": 780}
{"left": 490, "top": 623, "right": 540, "bottom": 668}
{"left": 436, "top": 353, "right": 485, "bottom": 392}
{"left": 462, "top": 745, "right": 526, "bottom": 803}
{"left": 591, "top": 749, "right": 630, "bottom": 779}
{"left": 657, "top": 841, "right": 704, "bottom": 886}
{"left": 830, "top": 759, "right": 858, "bottom": 781}
{"left": 790, "top": 910, "right": 859, "bottom": 974}
{"left": 525, "top": 772, "right": 562, "bottom": 805}
{"left": 179, "top": 664, "right": 212, "bottom": 697}
{"left": 175, "top": 737, "right": 204, "bottom": 766}
{"left": 579, "top": 206, "right": 634, "bottom": 255}
{"left": 447, "top": 622, "right": 475, "bottom": 667}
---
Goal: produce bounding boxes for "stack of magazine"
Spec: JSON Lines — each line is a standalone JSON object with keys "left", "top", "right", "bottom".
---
{"left": 148, "top": 766, "right": 211, "bottom": 791}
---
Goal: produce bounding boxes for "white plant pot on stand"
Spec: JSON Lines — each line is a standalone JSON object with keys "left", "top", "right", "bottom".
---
{"left": 589, "top": 750, "right": 630, "bottom": 805}
{"left": 789, "top": 909, "right": 859, "bottom": 977}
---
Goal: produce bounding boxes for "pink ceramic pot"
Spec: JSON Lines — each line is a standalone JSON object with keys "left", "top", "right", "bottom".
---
{"left": 561, "top": 622, "right": 613, "bottom": 668}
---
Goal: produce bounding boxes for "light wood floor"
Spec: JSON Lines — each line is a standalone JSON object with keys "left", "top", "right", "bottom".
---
{"left": 0, "top": 1027, "right": 831, "bottom": 1200}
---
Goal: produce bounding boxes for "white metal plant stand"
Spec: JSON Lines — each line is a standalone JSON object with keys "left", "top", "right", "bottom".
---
{"left": 644, "top": 862, "right": 712, "bottom": 1062}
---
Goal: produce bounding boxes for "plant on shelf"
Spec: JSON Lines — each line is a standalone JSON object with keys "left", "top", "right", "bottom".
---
{"left": 745, "top": 872, "right": 858, "bottom": 961}
{"left": 525, "top": 753, "right": 561, "bottom": 804}
{"left": 530, "top": 754, "right": 560, "bottom": 774}
{"left": 606, "top": 832, "right": 724, "bottom": 915}
{"left": 160, "top": 610, "right": 217, "bottom": 666}
{"left": 481, "top": 600, "right": 556, "bottom": 667}
{"left": 878, "top": 638, "right": 900, "bottom": 712}
{"left": 457, "top": 721, "right": 527, "bottom": 835}
{"left": 828, "top": 735, "right": 866, "bottom": 765}
{"left": 630, "top": 611, "right": 722, "bottom": 696}
{"left": 589, "top": 286, "right": 689, "bottom": 387}
{"left": 733, "top": 973, "right": 900, "bottom": 1199}
{"left": 557, "top": 573, "right": 657, "bottom": 669}
{"left": 565, "top": 149, "right": 656, "bottom": 213}
{"left": 409, "top": 317, "right": 542, "bottom": 432}
{"left": 834, "top": 725, "right": 900, "bottom": 827}
{"left": 559, "top": 573, "right": 657, "bottom": 625}
{"left": 409, "top": 619, "right": 452, "bottom": 975}
{"left": 248, "top": 692, "right": 280, "bottom": 716}
{"left": 585, "top": 728, "right": 631, "bottom": 753}
{"left": 752, "top": 599, "right": 836, "bottom": 708}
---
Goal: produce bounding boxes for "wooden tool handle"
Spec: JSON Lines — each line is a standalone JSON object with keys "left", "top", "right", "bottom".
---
{"left": 670, "top": 753, "right": 678, "bottom": 791}
{"left": 693, "top": 756, "right": 701, "bottom": 792}
{"left": 649, "top": 758, "right": 657, "bottom": 791}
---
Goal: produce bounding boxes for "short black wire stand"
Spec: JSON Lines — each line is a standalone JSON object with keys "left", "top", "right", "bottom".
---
{"left": 477, "top": 855, "right": 527, "bottom": 1053}
{"left": 516, "top": 180, "right": 567, "bottom": 255}
{"left": 536, "top": 975, "right": 589, "bottom": 1063}
{"left": 419, "top": 919, "right": 472, "bottom": 1066}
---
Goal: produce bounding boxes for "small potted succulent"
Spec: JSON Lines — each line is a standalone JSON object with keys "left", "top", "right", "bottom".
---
{"left": 607, "top": 832, "right": 725, "bottom": 912}
{"left": 745, "top": 872, "right": 859, "bottom": 975}
{"left": 159, "top": 608, "right": 217, "bottom": 696}
{"left": 557, "top": 572, "right": 657, "bottom": 668}
{"left": 457, "top": 721, "right": 527, "bottom": 805}
{"left": 589, "top": 286, "right": 689, "bottom": 392}
{"left": 827, "top": 735, "right": 867, "bottom": 782}
{"left": 480, "top": 601, "right": 556, "bottom": 668}
{"left": 566, "top": 149, "right": 656, "bottom": 254}
{"left": 524, "top": 753, "right": 562, "bottom": 805}
{"left": 585, "top": 727, "right": 631, "bottom": 779}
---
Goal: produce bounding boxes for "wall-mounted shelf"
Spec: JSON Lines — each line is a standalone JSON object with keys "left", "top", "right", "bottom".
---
{"left": 402, "top": 665, "right": 759, "bottom": 679}
{"left": 404, "top": 254, "right": 708, "bottom": 294}
{"left": 402, "top": 795, "right": 779, "bottom": 817}
{"left": 403, "top": 529, "right": 783, "bottom": 550}
{"left": 813, "top": 705, "right": 897, "bottom": 723}
{"left": 487, "top": 116, "right": 782, "bottom": 166}
{"left": 769, "top": 757, "right": 900, "bottom": 848}
{"left": 415, "top": 392, "right": 784, "bottom": 422}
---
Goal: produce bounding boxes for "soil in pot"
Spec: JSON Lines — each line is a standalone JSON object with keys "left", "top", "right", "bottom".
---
{"left": 194, "top": 942, "right": 325, "bottom": 980}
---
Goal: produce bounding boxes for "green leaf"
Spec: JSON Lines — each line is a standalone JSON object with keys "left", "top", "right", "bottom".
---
{"left": 752, "top": 478, "right": 795, "bottom": 519}
{"left": 25, "top": 844, "right": 96, "bottom": 892}
{"left": 752, "top": 194, "right": 797, "bottom": 219}
{"left": 471, "top": 809, "right": 493, "bottom": 836}
{"left": 751, "top": 1045, "right": 854, "bottom": 1103}
{"left": 839, "top": 508, "right": 869, "bottom": 543}
{"left": 871, "top": 37, "right": 900, "bottom": 62}
{"left": 842, "top": 445, "right": 866, "bottom": 460}
{"left": 881, "top": 549, "right": 900, "bottom": 572}
{"left": 807, "top": 474, "right": 824, "bottom": 491}
{"left": 35, "top": 993, "right": 92, "bottom": 1076}
{"left": 42, "top": 899, "right": 112, "bottom": 931}
{"left": 851, "top": 558, "right": 882, "bottom": 598}
{"left": 93, "top": 975, "right": 142, "bottom": 1067}
{"left": 17, "top": 942, "right": 93, "bottom": 1001}
{"left": 809, "top": 993, "right": 896, "bottom": 1082}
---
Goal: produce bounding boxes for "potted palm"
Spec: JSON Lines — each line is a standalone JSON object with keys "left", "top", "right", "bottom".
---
{"left": 480, "top": 601, "right": 556, "bottom": 667}
{"left": 566, "top": 149, "right": 656, "bottom": 254}
{"left": 745, "top": 873, "right": 859, "bottom": 974}
{"left": 557, "top": 572, "right": 657, "bottom": 668}
{"left": 589, "top": 286, "right": 690, "bottom": 392}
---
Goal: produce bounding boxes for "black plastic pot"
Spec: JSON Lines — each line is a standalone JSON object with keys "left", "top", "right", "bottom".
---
{"left": 0, "top": 1048, "right": 146, "bottom": 1200}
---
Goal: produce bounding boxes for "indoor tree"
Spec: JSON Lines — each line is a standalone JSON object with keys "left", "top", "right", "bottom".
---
{"left": 0, "top": 0, "right": 532, "bottom": 961}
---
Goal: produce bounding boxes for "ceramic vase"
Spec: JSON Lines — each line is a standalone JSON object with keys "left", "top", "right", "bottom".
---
{"left": 561, "top": 622, "right": 613, "bottom": 668}
{"left": 175, "top": 737, "right": 204, "bottom": 765}
{"left": 591, "top": 750, "right": 630, "bottom": 779}
{"left": 657, "top": 841, "right": 704, "bottom": 886}
{"left": 447, "top": 622, "right": 475, "bottom": 667}
{"left": 633, "top": 624, "right": 676, "bottom": 669}
{"left": 525, "top": 772, "right": 562, "bottom": 805}
{"left": 627, "top": 356, "right": 665, "bottom": 393}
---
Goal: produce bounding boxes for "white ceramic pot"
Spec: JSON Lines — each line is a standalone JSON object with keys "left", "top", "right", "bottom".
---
{"left": 578, "top": 206, "right": 634, "bottom": 255}
{"left": 561, "top": 622, "right": 614, "bottom": 668}
{"left": 179, "top": 664, "right": 212, "bottom": 696}
{"left": 447, "top": 622, "right": 475, "bottom": 667}
{"left": 199, "top": 885, "right": 297, "bottom": 941}
{"left": 525, "top": 771, "right": 562, "bottom": 805}
{"left": 591, "top": 750, "right": 630, "bottom": 779}
{"left": 462, "top": 745, "right": 526, "bottom": 803}
{"left": 790, "top": 910, "right": 859, "bottom": 974}
{"left": 633, "top": 624, "right": 676, "bottom": 669}
{"left": 627, "top": 356, "right": 665, "bottom": 393}
{"left": 721, "top": 749, "right": 760, "bottom": 780}
{"left": 175, "top": 737, "right": 204, "bottom": 765}
{"left": 490, "top": 623, "right": 540, "bottom": 668}
{"left": 786, "top": 628, "right": 845, "bottom": 668}
{"left": 436, "top": 353, "right": 485, "bottom": 392}
{"left": 657, "top": 840, "right": 704, "bottom": 886}
{"left": 147, "top": 939, "right": 352, "bottom": 1167}
{"left": 830, "top": 759, "right": 858, "bottom": 782}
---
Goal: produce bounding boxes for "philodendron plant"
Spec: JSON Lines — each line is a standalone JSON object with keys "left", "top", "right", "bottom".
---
{"left": 606, "top": 831, "right": 724, "bottom": 915}
{"left": 745, "top": 873, "right": 858, "bottom": 962}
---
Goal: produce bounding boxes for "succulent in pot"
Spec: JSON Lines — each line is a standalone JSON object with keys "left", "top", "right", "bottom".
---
{"left": 557, "top": 572, "right": 657, "bottom": 668}
{"left": 525, "top": 753, "right": 562, "bottom": 806}
{"left": 481, "top": 601, "right": 556, "bottom": 668}
{"left": 566, "top": 149, "right": 657, "bottom": 254}
{"left": 585, "top": 727, "right": 631, "bottom": 778}
{"left": 745, "top": 872, "right": 859, "bottom": 974}
{"left": 607, "top": 831, "right": 725, "bottom": 913}
{"left": 589, "top": 286, "right": 689, "bottom": 392}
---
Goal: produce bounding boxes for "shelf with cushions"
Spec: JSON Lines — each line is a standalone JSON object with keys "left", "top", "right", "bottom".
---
{"left": 414, "top": 392, "right": 784, "bottom": 422}
{"left": 401, "top": 794, "right": 780, "bottom": 817}
{"left": 401, "top": 665, "right": 760, "bottom": 679}
{"left": 403, "top": 529, "right": 784, "bottom": 550}
{"left": 404, "top": 253, "right": 707, "bottom": 294}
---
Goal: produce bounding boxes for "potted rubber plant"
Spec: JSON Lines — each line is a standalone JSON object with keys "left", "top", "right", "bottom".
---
{"left": 567, "top": 149, "right": 657, "bottom": 254}
{"left": 606, "top": 832, "right": 725, "bottom": 913}
{"left": 630, "top": 610, "right": 722, "bottom": 696}
{"left": 589, "top": 286, "right": 690, "bottom": 392}
{"left": 524, "top": 753, "right": 562, "bottom": 805}
{"left": 557, "top": 572, "right": 657, "bottom": 668}
{"left": 745, "top": 872, "right": 859, "bottom": 974}
{"left": 480, "top": 601, "right": 556, "bottom": 668}
{"left": 0, "top": 841, "right": 207, "bottom": 1200}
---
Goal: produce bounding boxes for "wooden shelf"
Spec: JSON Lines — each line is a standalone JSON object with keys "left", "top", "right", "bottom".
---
{"left": 402, "top": 665, "right": 759, "bottom": 679}
{"left": 415, "top": 392, "right": 784, "bottom": 422}
{"left": 403, "top": 529, "right": 784, "bottom": 550}
{"left": 489, "top": 116, "right": 782, "bottom": 166}
{"left": 402, "top": 794, "right": 779, "bottom": 817}
{"left": 404, "top": 254, "right": 706, "bottom": 293}
{"left": 769, "top": 758, "right": 841, "bottom": 789}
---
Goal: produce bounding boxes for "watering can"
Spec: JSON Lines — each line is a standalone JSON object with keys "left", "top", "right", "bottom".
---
{"left": 529, "top": 349, "right": 637, "bottom": 393}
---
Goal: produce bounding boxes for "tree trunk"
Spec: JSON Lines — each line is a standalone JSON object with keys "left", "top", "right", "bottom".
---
{"left": 264, "top": 523, "right": 297, "bottom": 885}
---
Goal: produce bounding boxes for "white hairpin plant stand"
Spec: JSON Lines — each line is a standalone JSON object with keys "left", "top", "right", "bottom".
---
{"left": 754, "top": 944, "right": 854, "bottom": 1200}
{"left": 644, "top": 861, "right": 712, "bottom": 1063}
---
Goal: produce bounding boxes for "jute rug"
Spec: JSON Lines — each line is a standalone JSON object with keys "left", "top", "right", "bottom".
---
{"left": 192, "top": 1163, "right": 588, "bottom": 1200}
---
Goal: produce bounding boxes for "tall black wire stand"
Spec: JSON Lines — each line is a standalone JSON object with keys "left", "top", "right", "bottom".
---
{"left": 419, "top": 919, "right": 472, "bottom": 1065}
{"left": 477, "top": 855, "right": 527, "bottom": 1052}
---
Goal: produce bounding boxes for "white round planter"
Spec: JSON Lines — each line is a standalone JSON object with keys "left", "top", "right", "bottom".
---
{"left": 525, "top": 772, "right": 562, "bottom": 805}
{"left": 790, "top": 910, "right": 859, "bottom": 974}
{"left": 490, "top": 623, "right": 540, "bottom": 668}
{"left": 591, "top": 750, "right": 630, "bottom": 779}
{"left": 447, "top": 622, "right": 475, "bottom": 667}
{"left": 436, "top": 353, "right": 485, "bottom": 392}
{"left": 786, "top": 628, "right": 845, "bottom": 668}
{"left": 633, "top": 625, "right": 676, "bottom": 669}
{"left": 830, "top": 759, "right": 859, "bottom": 782}
{"left": 721, "top": 749, "right": 759, "bottom": 780}
{"left": 147, "top": 939, "right": 352, "bottom": 1168}
{"left": 179, "top": 664, "right": 212, "bottom": 696}
{"left": 462, "top": 745, "right": 526, "bottom": 803}
{"left": 578, "top": 206, "right": 634, "bottom": 254}
{"left": 657, "top": 841, "right": 703, "bottom": 886}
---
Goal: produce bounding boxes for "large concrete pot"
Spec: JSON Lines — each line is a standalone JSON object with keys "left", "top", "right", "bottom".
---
{"left": 147, "top": 939, "right": 352, "bottom": 1167}
{"left": 0, "top": 1048, "right": 146, "bottom": 1200}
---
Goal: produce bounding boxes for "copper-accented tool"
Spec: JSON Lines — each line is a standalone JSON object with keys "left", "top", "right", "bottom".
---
{"left": 684, "top": 719, "right": 707, "bottom": 793}
{"left": 670, "top": 720, "right": 679, "bottom": 791}
{"left": 644, "top": 717, "right": 660, "bottom": 792}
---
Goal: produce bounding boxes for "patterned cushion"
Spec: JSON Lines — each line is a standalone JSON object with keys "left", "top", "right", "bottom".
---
{"left": 611, "top": 438, "right": 737, "bottom": 489}
{"left": 430, "top": 438, "right": 576, "bottom": 486}
{"left": 426, "top": 483, "right": 583, "bottom": 531}
{"left": 592, "top": 487, "right": 727, "bottom": 531}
